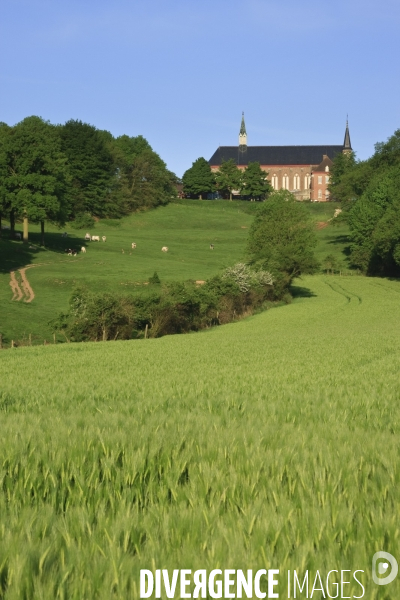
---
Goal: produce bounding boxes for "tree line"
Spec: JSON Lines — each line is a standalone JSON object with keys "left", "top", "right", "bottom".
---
{"left": 329, "top": 128, "right": 400, "bottom": 276}
{"left": 0, "top": 116, "right": 178, "bottom": 243}
{"left": 182, "top": 157, "right": 272, "bottom": 200}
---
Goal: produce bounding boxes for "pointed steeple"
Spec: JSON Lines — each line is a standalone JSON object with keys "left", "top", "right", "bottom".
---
{"left": 343, "top": 116, "right": 352, "bottom": 152}
{"left": 239, "top": 112, "right": 247, "bottom": 150}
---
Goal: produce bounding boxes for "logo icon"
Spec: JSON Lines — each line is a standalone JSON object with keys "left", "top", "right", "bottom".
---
{"left": 372, "top": 551, "right": 398, "bottom": 585}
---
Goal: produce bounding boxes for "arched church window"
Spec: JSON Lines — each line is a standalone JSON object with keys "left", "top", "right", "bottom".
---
{"left": 282, "top": 175, "right": 289, "bottom": 190}
{"left": 293, "top": 174, "right": 300, "bottom": 190}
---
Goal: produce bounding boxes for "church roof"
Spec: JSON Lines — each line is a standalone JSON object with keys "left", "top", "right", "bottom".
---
{"left": 209, "top": 145, "right": 344, "bottom": 166}
{"left": 312, "top": 154, "right": 334, "bottom": 173}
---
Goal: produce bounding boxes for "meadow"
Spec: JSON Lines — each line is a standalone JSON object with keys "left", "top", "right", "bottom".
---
{"left": 1, "top": 200, "right": 398, "bottom": 599}
{"left": 0, "top": 200, "right": 346, "bottom": 346}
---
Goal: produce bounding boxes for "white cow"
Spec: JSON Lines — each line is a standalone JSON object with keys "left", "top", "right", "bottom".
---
{"left": 161, "top": 246, "right": 168, "bottom": 252}
{"left": 81, "top": 246, "right": 86, "bottom": 253}
{"left": 102, "top": 236, "right": 106, "bottom": 242}
{"left": 131, "top": 242, "right": 137, "bottom": 249}
{"left": 84, "top": 232, "right": 91, "bottom": 241}
{"left": 91, "top": 235, "right": 100, "bottom": 242}
{"left": 14, "top": 233, "right": 22, "bottom": 240}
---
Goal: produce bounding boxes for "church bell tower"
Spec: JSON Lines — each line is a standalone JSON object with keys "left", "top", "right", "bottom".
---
{"left": 343, "top": 117, "right": 352, "bottom": 154}
{"left": 239, "top": 112, "right": 247, "bottom": 151}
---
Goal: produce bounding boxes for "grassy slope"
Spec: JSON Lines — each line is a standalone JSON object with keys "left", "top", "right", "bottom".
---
{"left": 1, "top": 275, "right": 400, "bottom": 597}
{"left": 0, "top": 201, "right": 256, "bottom": 344}
{"left": 0, "top": 200, "right": 348, "bottom": 345}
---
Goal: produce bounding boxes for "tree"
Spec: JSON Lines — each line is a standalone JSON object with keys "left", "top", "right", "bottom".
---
{"left": 182, "top": 157, "right": 215, "bottom": 199}
{"left": 107, "top": 134, "right": 177, "bottom": 214}
{"left": 214, "top": 159, "right": 242, "bottom": 200}
{"left": 348, "top": 166, "right": 400, "bottom": 274}
{"left": 323, "top": 254, "right": 338, "bottom": 274}
{"left": 328, "top": 151, "right": 374, "bottom": 208}
{"left": 0, "top": 116, "right": 69, "bottom": 244}
{"left": 0, "top": 122, "right": 12, "bottom": 236}
{"left": 241, "top": 161, "right": 272, "bottom": 200}
{"left": 125, "top": 150, "right": 177, "bottom": 210}
{"left": 58, "top": 120, "right": 115, "bottom": 218}
{"left": 247, "top": 191, "right": 318, "bottom": 294}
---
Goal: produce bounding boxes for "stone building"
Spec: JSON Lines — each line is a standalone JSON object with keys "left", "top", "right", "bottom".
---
{"left": 208, "top": 114, "right": 352, "bottom": 201}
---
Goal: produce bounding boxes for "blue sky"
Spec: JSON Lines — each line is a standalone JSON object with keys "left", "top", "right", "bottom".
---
{"left": 1, "top": 0, "right": 399, "bottom": 177}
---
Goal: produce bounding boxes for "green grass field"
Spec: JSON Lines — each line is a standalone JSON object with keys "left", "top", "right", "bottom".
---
{"left": 3, "top": 200, "right": 397, "bottom": 599}
{"left": 1, "top": 274, "right": 400, "bottom": 598}
{"left": 0, "top": 200, "right": 347, "bottom": 345}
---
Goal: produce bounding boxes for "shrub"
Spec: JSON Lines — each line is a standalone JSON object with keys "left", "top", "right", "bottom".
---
{"left": 148, "top": 271, "right": 161, "bottom": 285}
{"left": 53, "top": 264, "right": 280, "bottom": 343}
{"left": 70, "top": 212, "right": 95, "bottom": 230}
{"left": 222, "top": 262, "right": 274, "bottom": 292}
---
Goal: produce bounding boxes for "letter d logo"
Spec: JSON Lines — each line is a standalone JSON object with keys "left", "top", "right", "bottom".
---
{"left": 372, "top": 551, "right": 398, "bottom": 585}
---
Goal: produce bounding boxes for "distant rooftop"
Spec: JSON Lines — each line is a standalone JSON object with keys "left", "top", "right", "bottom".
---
{"left": 209, "top": 145, "right": 345, "bottom": 166}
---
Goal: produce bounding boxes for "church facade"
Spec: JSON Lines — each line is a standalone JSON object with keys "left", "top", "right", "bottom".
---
{"left": 208, "top": 114, "right": 352, "bottom": 201}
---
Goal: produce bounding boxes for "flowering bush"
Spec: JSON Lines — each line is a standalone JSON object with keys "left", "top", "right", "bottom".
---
{"left": 222, "top": 263, "right": 274, "bottom": 292}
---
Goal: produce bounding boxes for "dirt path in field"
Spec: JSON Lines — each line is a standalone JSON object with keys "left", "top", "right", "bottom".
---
{"left": 9, "top": 271, "right": 24, "bottom": 301}
{"left": 316, "top": 221, "right": 329, "bottom": 230}
{"left": 9, "top": 257, "right": 82, "bottom": 303}
{"left": 19, "top": 268, "right": 35, "bottom": 302}
{"left": 9, "top": 267, "right": 36, "bottom": 303}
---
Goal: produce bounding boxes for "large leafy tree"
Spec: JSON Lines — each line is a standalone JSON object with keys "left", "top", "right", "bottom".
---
{"left": 247, "top": 190, "right": 318, "bottom": 294}
{"left": 341, "top": 129, "right": 400, "bottom": 275}
{"left": 182, "top": 157, "right": 215, "bottom": 199}
{"left": 241, "top": 161, "right": 272, "bottom": 200}
{"left": 0, "top": 122, "right": 12, "bottom": 236}
{"left": 348, "top": 166, "right": 400, "bottom": 274}
{"left": 124, "top": 150, "right": 177, "bottom": 209}
{"left": 59, "top": 120, "right": 115, "bottom": 218}
{"left": 215, "top": 158, "right": 242, "bottom": 200}
{"left": 110, "top": 135, "right": 177, "bottom": 211}
{"left": 0, "top": 116, "right": 69, "bottom": 244}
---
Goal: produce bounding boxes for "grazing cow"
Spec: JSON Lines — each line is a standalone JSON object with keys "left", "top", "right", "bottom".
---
{"left": 131, "top": 242, "right": 137, "bottom": 249}
{"left": 161, "top": 246, "right": 168, "bottom": 252}
{"left": 85, "top": 232, "right": 91, "bottom": 241}
{"left": 210, "top": 244, "right": 214, "bottom": 250}
{"left": 67, "top": 248, "right": 73, "bottom": 255}
{"left": 91, "top": 235, "right": 100, "bottom": 242}
{"left": 14, "top": 233, "right": 22, "bottom": 240}
{"left": 81, "top": 246, "right": 86, "bottom": 253}
{"left": 102, "top": 236, "right": 106, "bottom": 242}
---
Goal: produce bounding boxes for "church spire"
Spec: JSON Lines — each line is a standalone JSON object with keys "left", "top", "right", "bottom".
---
{"left": 239, "top": 112, "right": 247, "bottom": 150}
{"left": 343, "top": 116, "right": 352, "bottom": 152}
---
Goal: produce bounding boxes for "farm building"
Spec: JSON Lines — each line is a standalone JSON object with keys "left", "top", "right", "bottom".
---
{"left": 208, "top": 114, "right": 352, "bottom": 201}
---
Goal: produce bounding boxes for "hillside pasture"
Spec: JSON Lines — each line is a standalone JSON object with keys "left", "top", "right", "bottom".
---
{"left": 0, "top": 201, "right": 255, "bottom": 344}
{"left": 0, "top": 275, "right": 399, "bottom": 597}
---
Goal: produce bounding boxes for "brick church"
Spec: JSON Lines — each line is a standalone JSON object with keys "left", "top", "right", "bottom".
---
{"left": 208, "top": 114, "right": 352, "bottom": 201}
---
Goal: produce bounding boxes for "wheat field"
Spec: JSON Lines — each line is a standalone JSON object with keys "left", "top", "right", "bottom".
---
{"left": 1, "top": 275, "right": 399, "bottom": 598}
